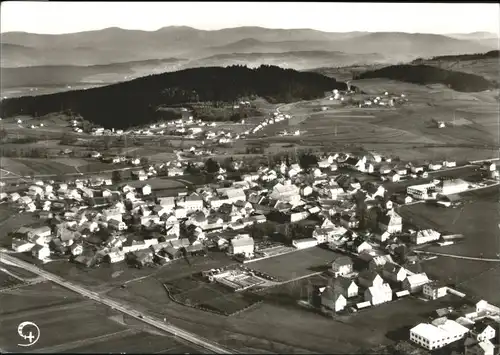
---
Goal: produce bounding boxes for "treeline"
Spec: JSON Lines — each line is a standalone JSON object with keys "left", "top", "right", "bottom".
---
{"left": 359, "top": 64, "right": 495, "bottom": 92}
{"left": 413, "top": 50, "right": 500, "bottom": 63}
{"left": 0, "top": 65, "right": 347, "bottom": 129}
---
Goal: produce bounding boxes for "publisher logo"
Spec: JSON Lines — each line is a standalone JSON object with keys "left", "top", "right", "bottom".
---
{"left": 17, "top": 321, "right": 40, "bottom": 347}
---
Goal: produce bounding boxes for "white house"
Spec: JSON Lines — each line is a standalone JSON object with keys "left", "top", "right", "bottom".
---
{"left": 32, "top": 245, "right": 50, "bottom": 260}
{"left": 292, "top": 238, "right": 319, "bottom": 249}
{"left": 378, "top": 210, "right": 402, "bottom": 234}
{"left": 364, "top": 283, "right": 393, "bottom": 305}
{"left": 403, "top": 273, "right": 430, "bottom": 293}
{"left": 382, "top": 263, "right": 407, "bottom": 282}
{"left": 229, "top": 234, "right": 254, "bottom": 258}
{"left": 333, "top": 277, "right": 359, "bottom": 298}
{"left": 141, "top": 184, "right": 152, "bottom": 196}
{"left": 321, "top": 287, "right": 347, "bottom": 312}
{"left": 331, "top": 256, "right": 353, "bottom": 277}
{"left": 423, "top": 281, "right": 447, "bottom": 300}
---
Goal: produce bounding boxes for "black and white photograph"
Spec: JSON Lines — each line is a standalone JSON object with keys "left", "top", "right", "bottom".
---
{"left": 0, "top": 1, "right": 499, "bottom": 354}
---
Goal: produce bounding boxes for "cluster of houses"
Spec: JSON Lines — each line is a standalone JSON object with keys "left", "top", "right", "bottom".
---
{"left": 409, "top": 300, "right": 499, "bottom": 354}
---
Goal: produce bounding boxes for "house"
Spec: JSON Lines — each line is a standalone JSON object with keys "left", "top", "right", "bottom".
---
{"left": 70, "top": 243, "right": 83, "bottom": 256}
{"left": 177, "top": 193, "right": 203, "bottom": 212}
{"left": 387, "top": 171, "right": 400, "bottom": 182}
{"left": 471, "top": 321, "right": 496, "bottom": 342}
{"left": 331, "top": 256, "right": 353, "bottom": 277}
{"left": 466, "top": 340, "right": 495, "bottom": 355}
{"left": 108, "top": 219, "right": 127, "bottom": 231}
{"left": 229, "top": 235, "right": 254, "bottom": 258}
{"left": 358, "top": 270, "right": 384, "bottom": 288}
{"left": 333, "top": 277, "right": 359, "bottom": 298}
{"left": 367, "top": 254, "right": 394, "bottom": 270}
{"left": 423, "top": 281, "right": 447, "bottom": 300}
{"left": 32, "top": 244, "right": 50, "bottom": 260}
{"left": 107, "top": 249, "right": 125, "bottom": 263}
{"left": 269, "top": 183, "right": 301, "bottom": 205}
{"left": 353, "top": 240, "right": 373, "bottom": 254}
{"left": 321, "top": 286, "right": 347, "bottom": 312}
{"left": 378, "top": 210, "right": 402, "bottom": 234}
{"left": 167, "top": 167, "right": 185, "bottom": 177}
{"left": 403, "top": 273, "right": 430, "bottom": 293}
{"left": 340, "top": 213, "right": 360, "bottom": 229}
{"left": 141, "top": 184, "right": 152, "bottom": 196}
{"left": 292, "top": 238, "right": 319, "bottom": 249}
{"left": 443, "top": 160, "right": 457, "bottom": 168}
{"left": 364, "top": 283, "right": 392, "bottom": 305}
{"left": 411, "top": 229, "right": 441, "bottom": 245}
{"left": 12, "top": 238, "right": 35, "bottom": 253}
{"left": 382, "top": 263, "right": 407, "bottom": 282}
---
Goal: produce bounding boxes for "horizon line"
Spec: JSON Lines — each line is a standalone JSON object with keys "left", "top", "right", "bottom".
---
{"left": 1, "top": 25, "right": 498, "bottom": 36}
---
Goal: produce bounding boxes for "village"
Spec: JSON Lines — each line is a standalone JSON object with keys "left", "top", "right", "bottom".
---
{"left": 1, "top": 100, "right": 500, "bottom": 354}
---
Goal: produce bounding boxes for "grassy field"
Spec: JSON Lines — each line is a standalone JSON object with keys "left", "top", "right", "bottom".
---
{"left": 0, "top": 270, "right": 23, "bottom": 290}
{"left": 165, "top": 273, "right": 260, "bottom": 316}
{"left": 399, "top": 185, "right": 500, "bottom": 304}
{"left": 255, "top": 78, "right": 499, "bottom": 163}
{"left": 124, "top": 177, "right": 187, "bottom": 190}
{"left": 64, "top": 330, "right": 202, "bottom": 354}
{"left": 248, "top": 247, "right": 339, "bottom": 281}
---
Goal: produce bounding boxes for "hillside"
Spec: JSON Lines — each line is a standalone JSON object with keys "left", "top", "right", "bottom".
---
{"left": 0, "top": 65, "right": 346, "bottom": 129}
{"left": 409, "top": 50, "right": 500, "bottom": 83}
{"left": 0, "top": 58, "right": 187, "bottom": 88}
{"left": 358, "top": 64, "right": 495, "bottom": 92}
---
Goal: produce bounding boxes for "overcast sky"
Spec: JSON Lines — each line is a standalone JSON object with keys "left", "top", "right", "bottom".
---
{"left": 1, "top": 2, "right": 499, "bottom": 35}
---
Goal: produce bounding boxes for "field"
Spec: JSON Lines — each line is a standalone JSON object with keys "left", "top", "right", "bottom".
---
{"left": 0, "top": 210, "right": 38, "bottom": 249}
{"left": 124, "top": 177, "right": 187, "bottom": 190}
{"left": 248, "top": 247, "right": 340, "bottom": 281}
{"left": 0, "top": 281, "right": 203, "bottom": 353}
{"left": 256, "top": 78, "right": 499, "bottom": 163}
{"left": 399, "top": 185, "right": 500, "bottom": 304}
{"left": 165, "top": 273, "right": 261, "bottom": 316}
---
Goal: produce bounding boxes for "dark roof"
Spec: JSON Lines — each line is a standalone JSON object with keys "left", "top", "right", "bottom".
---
{"left": 358, "top": 270, "right": 380, "bottom": 281}
{"left": 334, "top": 276, "right": 355, "bottom": 289}
{"left": 332, "top": 256, "right": 353, "bottom": 267}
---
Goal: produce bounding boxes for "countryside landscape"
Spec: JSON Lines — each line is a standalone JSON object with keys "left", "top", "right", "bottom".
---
{"left": 0, "top": 2, "right": 499, "bottom": 355}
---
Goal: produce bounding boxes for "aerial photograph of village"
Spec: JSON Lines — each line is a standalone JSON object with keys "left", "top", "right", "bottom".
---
{"left": 0, "top": 2, "right": 499, "bottom": 354}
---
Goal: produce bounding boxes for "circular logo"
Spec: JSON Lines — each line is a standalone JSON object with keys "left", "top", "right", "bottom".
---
{"left": 17, "top": 321, "right": 40, "bottom": 347}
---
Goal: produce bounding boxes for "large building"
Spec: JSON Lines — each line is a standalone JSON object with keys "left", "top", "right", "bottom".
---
{"left": 410, "top": 319, "right": 470, "bottom": 350}
{"left": 407, "top": 183, "right": 436, "bottom": 200}
{"left": 434, "top": 178, "right": 469, "bottom": 195}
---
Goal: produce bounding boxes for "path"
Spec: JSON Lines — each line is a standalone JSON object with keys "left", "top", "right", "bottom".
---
{"left": 413, "top": 250, "right": 500, "bottom": 262}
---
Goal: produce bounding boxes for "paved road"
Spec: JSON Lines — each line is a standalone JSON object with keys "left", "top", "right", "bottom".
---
{"left": 413, "top": 250, "right": 500, "bottom": 262}
{"left": 0, "top": 252, "right": 233, "bottom": 354}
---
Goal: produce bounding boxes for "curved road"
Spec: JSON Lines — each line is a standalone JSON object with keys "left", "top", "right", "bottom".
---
{"left": 414, "top": 250, "right": 500, "bottom": 262}
{"left": 0, "top": 252, "right": 234, "bottom": 354}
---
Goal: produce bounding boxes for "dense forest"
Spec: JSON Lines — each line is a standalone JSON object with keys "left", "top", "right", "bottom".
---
{"left": 412, "top": 50, "right": 499, "bottom": 63}
{"left": 0, "top": 65, "right": 347, "bottom": 129}
{"left": 358, "top": 64, "right": 495, "bottom": 92}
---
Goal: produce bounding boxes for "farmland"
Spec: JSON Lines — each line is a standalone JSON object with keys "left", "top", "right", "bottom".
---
{"left": 248, "top": 247, "right": 340, "bottom": 281}
{"left": 0, "top": 281, "right": 203, "bottom": 353}
{"left": 165, "top": 272, "right": 261, "bottom": 316}
{"left": 399, "top": 185, "right": 500, "bottom": 305}
{"left": 253, "top": 78, "right": 499, "bottom": 164}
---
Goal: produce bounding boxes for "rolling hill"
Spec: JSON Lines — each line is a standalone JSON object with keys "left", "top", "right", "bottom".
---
{"left": 1, "top": 27, "right": 496, "bottom": 67}
{"left": 358, "top": 64, "right": 496, "bottom": 92}
{"left": 0, "top": 65, "right": 347, "bottom": 129}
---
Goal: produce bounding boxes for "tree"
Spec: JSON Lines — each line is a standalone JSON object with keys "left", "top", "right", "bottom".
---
{"left": 112, "top": 170, "right": 123, "bottom": 183}
{"left": 60, "top": 133, "right": 77, "bottom": 145}
{"left": 204, "top": 158, "right": 220, "bottom": 174}
{"left": 299, "top": 152, "right": 318, "bottom": 170}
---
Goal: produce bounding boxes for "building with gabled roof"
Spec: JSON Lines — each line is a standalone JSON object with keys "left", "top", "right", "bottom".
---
{"left": 403, "top": 273, "right": 430, "bottom": 293}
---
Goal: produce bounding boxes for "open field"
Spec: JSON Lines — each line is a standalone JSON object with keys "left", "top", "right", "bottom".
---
{"left": 0, "top": 270, "right": 23, "bottom": 290}
{"left": 64, "top": 330, "right": 204, "bottom": 354}
{"left": 249, "top": 247, "right": 339, "bottom": 281}
{"left": 399, "top": 185, "right": 500, "bottom": 304}
{"left": 255, "top": 78, "right": 499, "bottom": 163}
{"left": 0, "top": 158, "right": 79, "bottom": 176}
{"left": 165, "top": 273, "right": 261, "bottom": 316}
{"left": 124, "top": 177, "right": 187, "bottom": 190}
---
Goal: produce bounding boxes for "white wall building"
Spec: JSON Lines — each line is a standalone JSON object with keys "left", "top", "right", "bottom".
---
{"left": 410, "top": 319, "right": 469, "bottom": 350}
{"left": 229, "top": 235, "right": 254, "bottom": 258}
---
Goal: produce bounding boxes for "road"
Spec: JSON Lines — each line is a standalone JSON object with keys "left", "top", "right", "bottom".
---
{"left": 413, "top": 250, "right": 500, "bottom": 262}
{"left": 0, "top": 252, "right": 234, "bottom": 354}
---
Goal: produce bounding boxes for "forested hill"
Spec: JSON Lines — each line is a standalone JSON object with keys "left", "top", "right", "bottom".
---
{"left": 413, "top": 50, "right": 499, "bottom": 63}
{"left": 0, "top": 65, "right": 346, "bottom": 129}
{"left": 358, "top": 64, "right": 495, "bottom": 92}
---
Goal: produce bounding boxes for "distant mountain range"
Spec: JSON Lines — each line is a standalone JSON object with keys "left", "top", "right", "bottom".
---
{"left": 1, "top": 26, "right": 498, "bottom": 94}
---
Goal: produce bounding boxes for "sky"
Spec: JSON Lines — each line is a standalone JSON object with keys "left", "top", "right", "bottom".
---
{"left": 1, "top": 2, "right": 499, "bottom": 35}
